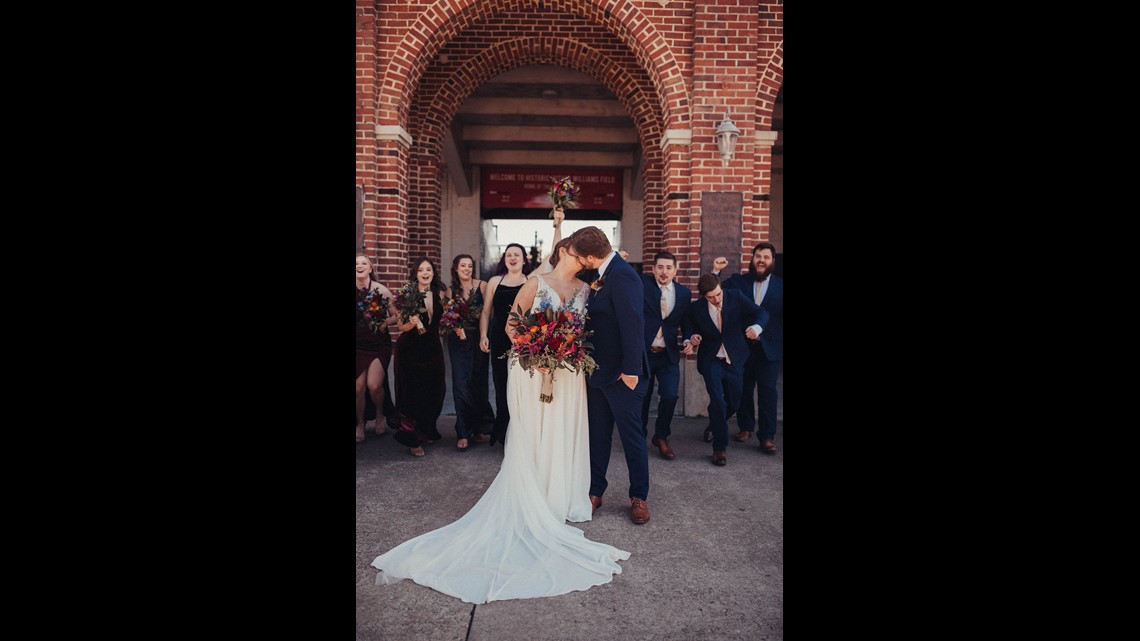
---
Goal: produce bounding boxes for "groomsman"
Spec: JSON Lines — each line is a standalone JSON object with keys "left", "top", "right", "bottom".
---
{"left": 639, "top": 251, "right": 692, "bottom": 460}
{"left": 682, "top": 274, "right": 767, "bottom": 466}
{"left": 722, "top": 243, "right": 784, "bottom": 454}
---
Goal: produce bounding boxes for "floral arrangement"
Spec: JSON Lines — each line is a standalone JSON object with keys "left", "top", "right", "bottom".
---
{"left": 439, "top": 287, "right": 483, "bottom": 340}
{"left": 503, "top": 289, "right": 597, "bottom": 403}
{"left": 547, "top": 176, "right": 579, "bottom": 217}
{"left": 588, "top": 277, "right": 605, "bottom": 293}
{"left": 392, "top": 281, "right": 428, "bottom": 335}
{"left": 357, "top": 287, "right": 390, "bottom": 335}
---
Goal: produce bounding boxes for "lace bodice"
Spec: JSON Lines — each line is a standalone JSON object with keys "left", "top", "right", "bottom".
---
{"left": 533, "top": 274, "right": 589, "bottom": 314}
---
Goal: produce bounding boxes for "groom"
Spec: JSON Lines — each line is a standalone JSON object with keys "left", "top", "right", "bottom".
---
{"left": 567, "top": 227, "right": 651, "bottom": 525}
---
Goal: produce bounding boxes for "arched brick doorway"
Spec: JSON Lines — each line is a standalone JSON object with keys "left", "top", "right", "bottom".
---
{"left": 358, "top": 0, "right": 691, "bottom": 284}
{"left": 359, "top": 1, "right": 783, "bottom": 285}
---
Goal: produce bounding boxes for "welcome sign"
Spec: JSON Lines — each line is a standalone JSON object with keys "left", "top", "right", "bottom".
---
{"left": 481, "top": 168, "right": 623, "bottom": 211}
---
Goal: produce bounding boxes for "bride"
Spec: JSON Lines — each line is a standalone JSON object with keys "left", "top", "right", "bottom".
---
{"left": 371, "top": 220, "right": 630, "bottom": 604}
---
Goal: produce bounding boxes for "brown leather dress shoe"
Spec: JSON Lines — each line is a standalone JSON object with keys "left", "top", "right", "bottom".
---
{"left": 712, "top": 450, "right": 727, "bottom": 466}
{"left": 472, "top": 433, "right": 490, "bottom": 443}
{"left": 761, "top": 439, "right": 778, "bottom": 454}
{"left": 590, "top": 495, "right": 603, "bottom": 515}
{"left": 630, "top": 498, "right": 650, "bottom": 524}
{"left": 651, "top": 436, "right": 676, "bottom": 460}
{"left": 733, "top": 431, "right": 752, "bottom": 442}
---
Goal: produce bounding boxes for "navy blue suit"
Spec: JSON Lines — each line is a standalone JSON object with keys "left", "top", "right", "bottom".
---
{"left": 639, "top": 274, "right": 691, "bottom": 440}
{"left": 723, "top": 273, "right": 783, "bottom": 441}
{"left": 584, "top": 253, "right": 650, "bottom": 501}
{"left": 684, "top": 289, "right": 767, "bottom": 452}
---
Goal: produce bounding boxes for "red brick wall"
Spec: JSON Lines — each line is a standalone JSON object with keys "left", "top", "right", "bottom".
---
{"left": 357, "top": 0, "right": 783, "bottom": 287}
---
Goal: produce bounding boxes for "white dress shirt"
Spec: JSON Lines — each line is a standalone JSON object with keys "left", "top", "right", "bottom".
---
{"left": 707, "top": 301, "right": 730, "bottom": 363}
{"left": 754, "top": 278, "right": 770, "bottom": 305}
{"left": 651, "top": 280, "right": 675, "bottom": 349}
{"left": 595, "top": 250, "right": 618, "bottom": 280}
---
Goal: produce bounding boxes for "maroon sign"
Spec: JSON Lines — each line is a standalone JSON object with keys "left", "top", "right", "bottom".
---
{"left": 481, "top": 168, "right": 623, "bottom": 211}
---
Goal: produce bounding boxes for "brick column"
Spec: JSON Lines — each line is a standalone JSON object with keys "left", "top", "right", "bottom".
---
{"left": 690, "top": 0, "right": 758, "bottom": 273}
{"left": 372, "top": 125, "right": 412, "bottom": 287}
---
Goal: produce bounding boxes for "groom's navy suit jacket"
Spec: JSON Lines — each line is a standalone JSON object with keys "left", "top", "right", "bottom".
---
{"left": 684, "top": 289, "right": 768, "bottom": 376}
{"left": 584, "top": 253, "right": 648, "bottom": 388}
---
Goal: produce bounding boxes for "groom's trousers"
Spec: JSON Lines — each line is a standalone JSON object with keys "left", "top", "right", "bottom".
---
{"left": 588, "top": 379, "right": 650, "bottom": 501}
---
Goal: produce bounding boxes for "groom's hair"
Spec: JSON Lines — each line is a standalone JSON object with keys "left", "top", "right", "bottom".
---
{"left": 569, "top": 226, "right": 612, "bottom": 260}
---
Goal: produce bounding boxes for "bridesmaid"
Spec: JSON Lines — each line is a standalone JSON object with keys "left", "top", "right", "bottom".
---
{"left": 394, "top": 257, "right": 449, "bottom": 457}
{"left": 446, "top": 254, "right": 496, "bottom": 450}
{"left": 479, "top": 243, "right": 534, "bottom": 445}
{"left": 356, "top": 253, "right": 397, "bottom": 444}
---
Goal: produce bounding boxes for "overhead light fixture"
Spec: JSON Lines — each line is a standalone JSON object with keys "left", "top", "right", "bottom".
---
{"left": 540, "top": 89, "right": 559, "bottom": 98}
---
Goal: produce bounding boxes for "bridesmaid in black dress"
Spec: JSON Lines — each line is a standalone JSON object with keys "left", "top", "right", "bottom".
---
{"left": 394, "top": 257, "right": 449, "bottom": 457}
{"left": 445, "top": 254, "right": 496, "bottom": 450}
{"left": 356, "top": 253, "right": 397, "bottom": 444}
{"left": 479, "top": 243, "right": 533, "bottom": 445}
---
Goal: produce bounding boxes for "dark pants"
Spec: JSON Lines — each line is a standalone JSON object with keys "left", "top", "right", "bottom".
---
{"left": 490, "top": 340, "right": 511, "bottom": 441}
{"left": 642, "top": 350, "right": 680, "bottom": 440}
{"left": 447, "top": 334, "right": 495, "bottom": 439}
{"left": 736, "top": 348, "right": 781, "bottom": 441}
{"left": 703, "top": 358, "right": 743, "bottom": 452}
{"left": 588, "top": 379, "right": 650, "bottom": 501}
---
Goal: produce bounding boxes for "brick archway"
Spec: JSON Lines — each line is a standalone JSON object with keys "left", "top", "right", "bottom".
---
{"left": 378, "top": 0, "right": 690, "bottom": 132}
{"left": 406, "top": 36, "right": 668, "bottom": 262}
{"left": 756, "top": 41, "right": 783, "bottom": 129}
{"left": 748, "top": 40, "right": 782, "bottom": 256}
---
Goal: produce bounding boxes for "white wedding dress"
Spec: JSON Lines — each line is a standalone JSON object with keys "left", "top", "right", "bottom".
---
{"left": 371, "top": 275, "right": 630, "bottom": 604}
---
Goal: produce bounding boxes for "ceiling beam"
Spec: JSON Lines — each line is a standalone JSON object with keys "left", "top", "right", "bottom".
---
{"left": 464, "top": 125, "right": 638, "bottom": 143}
{"left": 469, "top": 149, "right": 634, "bottom": 167}
{"left": 466, "top": 140, "right": 637, "bottom": 152}
{"left": 457, "top": 113, "right": 634, "bottom": 128}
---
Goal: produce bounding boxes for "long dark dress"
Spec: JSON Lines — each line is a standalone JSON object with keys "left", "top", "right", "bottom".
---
{"left": 356, "top": 281, "right": 392, "bottom": 377}
{"left": 489, "top": 279, "right": 524, "bottom": 442}
{"left": 394, "top": 288, "right": 446, "bottom": 446}
{"left": 446, "top": 282, "right": 496, "bottom": 439}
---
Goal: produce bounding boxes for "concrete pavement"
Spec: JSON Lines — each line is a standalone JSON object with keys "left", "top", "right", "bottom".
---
{"left": 356, "top": 414, "right": 783, "bottom": 641}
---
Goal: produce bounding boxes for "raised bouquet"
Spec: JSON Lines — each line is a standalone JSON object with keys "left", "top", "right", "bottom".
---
{"left": 356, "top": 287, "right": 390, "bottom": 335}
{"left": 503, "top": 290, "right": 597, "bottom": 403}
{"left": 392, "top": 281, "right": 428, "bottom": 335}
{"left": 547, "top": 176, "right": 579, "bottom": 217}
{"left": 439, "top": 287, "right": 483, "bottom": 341}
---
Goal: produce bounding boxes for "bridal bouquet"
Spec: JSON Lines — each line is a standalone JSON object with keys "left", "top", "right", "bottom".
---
{"left": 356, "top": 287, "right": 390, "bottom": 335}
{"left": 504, "top": 294, "right": 597, "bottom": 403}
{"left": 439, "top": 287, "right": 483, "bottom": 340}
{"left": 392, "top": 282, "right": 428, "bottom": 335}
{"left": 547, "top": 176, "right": 579, "bottom": 217}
